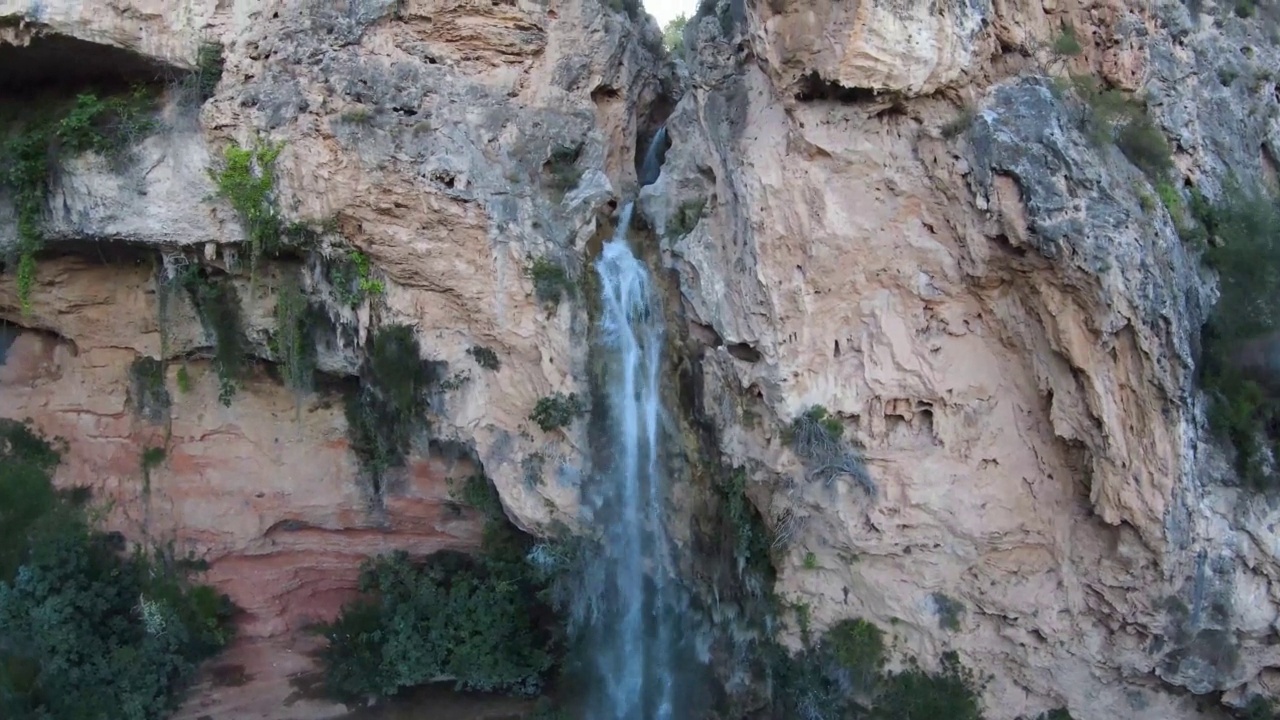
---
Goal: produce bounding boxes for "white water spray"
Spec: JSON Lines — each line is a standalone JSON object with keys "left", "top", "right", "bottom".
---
{"left": 584, "top": 199, "right": 682, "bottom": 720}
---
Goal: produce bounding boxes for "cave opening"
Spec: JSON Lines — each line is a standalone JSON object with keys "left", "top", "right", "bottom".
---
{"left": 0, "top": 31, "right": 178, "bottom": 99}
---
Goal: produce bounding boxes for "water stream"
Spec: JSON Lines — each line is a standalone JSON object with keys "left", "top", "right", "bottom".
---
{"left": 580, "top": 127, "right": 683, "bottom": 719}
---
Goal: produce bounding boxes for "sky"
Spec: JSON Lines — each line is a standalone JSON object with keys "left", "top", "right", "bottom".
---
{"left": 642, "top": 0, "right": 696, "bottom": 28}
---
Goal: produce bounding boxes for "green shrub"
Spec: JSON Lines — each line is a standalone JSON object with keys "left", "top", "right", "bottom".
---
{"left": 824, "top": 618, "right": 885, "bottom": 689}
{"left": 0, "top": 420, "right": 234, "bottom": 720}
{"left": 668, "top": 198, "right": 706, "bottom": 237}
{"left": 176, "top": 365, "right": 193, "bottom": 394}
{"left": 803, "top": 551, "right": 818, "bottom": 569}
{"left": 467, "top": 345, "right": 501, "bottom": 371}
{"left": 872, "top": 652, "right": 984, "bottom": 720}
{"left": 1063, "top": 74, "right": 1173, "bottom": 181}
{"left": 529, "top": 392, "right": 585, "bottom": 431}
{"left": 344, "top": 325, "right": 441, "bottom": 482}
{"left": 208, "top": 139, "right": 284, "bottom": 273}
{"left": 527, "top": 257, "right": 574, "bottom": 306}
{"left": 1052, "top": 23, "right": 1083, "bottom": 56}
{"left": 720, "top": 467, "right": 775, "bottom": 580}
{"left": 0, "top": 89, "right": 159, "bottom": 313}
{"left": 319, "top": 540, "right": 561, "bottom": 702}
{"left": 932, "top": 592, "right": 965, "bottom": 631}
{"left": 1198, "top": 186, "right": 1280, "bottom": 488}
{"left": 328, "top": 249, "right": 384, "bottom": 307}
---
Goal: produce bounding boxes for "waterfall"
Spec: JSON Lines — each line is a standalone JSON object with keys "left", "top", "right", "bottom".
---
{"left": 582, "top": 200, "right": 682, "bottom": 719}
{"left": 639, "top": 126, "right": 668, "bottom": 187}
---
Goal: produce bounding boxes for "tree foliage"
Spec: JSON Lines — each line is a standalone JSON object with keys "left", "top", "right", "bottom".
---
{"left": 0, "top": 421, "right": 234, "bottom": 720}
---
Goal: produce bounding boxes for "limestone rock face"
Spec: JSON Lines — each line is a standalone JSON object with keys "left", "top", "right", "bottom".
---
{"left": 641, "top": 0, "right": 1280, "bottom": 718}
{"left": 0, "top": 0, "right": 670, "bottom": 716}
{"left": 6, "top": 0, "right": 1280, "bottom": 715}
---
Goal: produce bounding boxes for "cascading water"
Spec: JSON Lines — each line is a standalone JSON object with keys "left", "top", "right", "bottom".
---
{"left": 578, "top": 125, "right": 689, "bottom": 719}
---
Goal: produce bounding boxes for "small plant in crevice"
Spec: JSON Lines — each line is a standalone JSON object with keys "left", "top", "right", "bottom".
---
{"left": 932, "top": 592, "right": 965, "bottom": 631}
{"left": 128, "top": 356, "right": 172, "bottom": 424}
{"left": 1052, "top": 23, "right": 1083, "bottom": 56}
{"left": 529, "top": 392, "right": 586, "bottom": 432}
{"left": 0, "top": 88, "right": 161, "bottom": 313}
{"left": 543, "top": 144, "right": 583, "bottom": 195}
{"left": 803, "top": 551, "right": 818, "bottom": 569}
{"left": 328, "top": 249, "right": 385, "bottom": 307}
{"left": 784, "top": 406, "right": 875, "bottom": 494}
{"left": 668, "top": 198, "right": 706, "bottom": 237}
{"left": 527, "top": 256, "right": 574, "bottom": 307}
{"left": 521, "top": 453, "right": 546, "bottom": 488}
{"left": 941, "top": 105, "right": 976, "bottom": 139}
{"left": 1058, "top": 74, "right": 1174, "bottom": 181}
{"left": 467, "top": 345, "right": 501, "bottom": 371}
{"left": 176, "top": 364, "right": 193, "bottom": 394}
{"left": 343, "top": 324, "right": 441, "bottom": 485}
{"left": 208, "top": 139, "right": 285, "bottom": 276}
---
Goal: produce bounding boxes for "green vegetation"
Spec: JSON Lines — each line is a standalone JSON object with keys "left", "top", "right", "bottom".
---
{"left": 543, "top": 145, "right": 583, "bottom": 195}
{"left": 785, "top": 406, "right": 874, "bottom": 494}
{"left": 771, "top": 621, "right": 986, "bottom": 720}
{"left": 1052, "top": 23, "right": 1083, "bottom": 56}
{"left": 339, "top": 106, "right": 374, "bottom": 124}
{"left": 189, "top": 41, "right": 225, "bottom": 103}
{"left": 668, "top": 198, "right": 706, "bottom": 237}
{"left": 529, "top": 392, "right": 586, "bottom": 432}
{"left": 209, "top": 139, "right": 285, "bottom": 275}
{"left": 941, "top": 106, "right": 976, "bottom": 139}
{"left": 1237, "top": 696, "right": 1276, "bottom": 720}
{"left": 142, "top": 446, "right": 167, "bottom": 471}
{"left": 719, "top": 468, "right": 775, "bottom": 580}
{"left": 1060, "top": 75, "right": 1173, "bottom": 181}
{"left": 662, "top": 13, "right": 689, "bottom": 55}
{"left": 329, "top": 249, "right": 385, "bottom": 307}
{"left": 1197, "top": 185, "right": 1280, "bottom": 489}
{"left": 824, "top": 618, "right": 885, "bottom": 689}
{"left": 468, "top": 345, "right": 501, "bottom": 371}
{"left": 527, "top": 256, "right": 574, "bottom": 307}
{"left": 128, "top": 356, "right": 172, "bottom": 423}
{"left": 933, "top": 592, "right": 965, "bottom": 631}
{"left": 0, "top": 419, "right": 234, "bottom": 719}
{"left": 176, "top": 364, "right": 193, "bottom": 394}
{"left": 803, "top": 551, "right": 818, "bottom": 569}
{"left": 273, "top": 279, "right": 316, "bottom": 396}
{"left": 344, "top": 325, "right": 440, "bottom": 482}
{"left": 320, "top": 475, "right": 563, "bottom": 703}
{"left": 0, "top": 89, "right": 159, "bottom": 312}
{"left": 872, "top": 652, "right": 984, "bottom": 720}
{"left": 178, "top": 269, "right": 247, "bottom": 406}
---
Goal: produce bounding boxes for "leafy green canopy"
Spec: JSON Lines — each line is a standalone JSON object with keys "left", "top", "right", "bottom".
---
{"left": 0, "top": 420, "right": 234, "bottom": 720}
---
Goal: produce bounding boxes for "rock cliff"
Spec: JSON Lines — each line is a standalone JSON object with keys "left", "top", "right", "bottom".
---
{"left": 2, "top": 0, "right": 1280, "bottom": 716}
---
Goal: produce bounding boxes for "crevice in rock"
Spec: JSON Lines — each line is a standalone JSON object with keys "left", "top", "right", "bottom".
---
{"left": 726, "top": 342, "right": 762, "bottom": 362}
{"left": 794, "top": 71, "right": 881, "bottom": 103}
